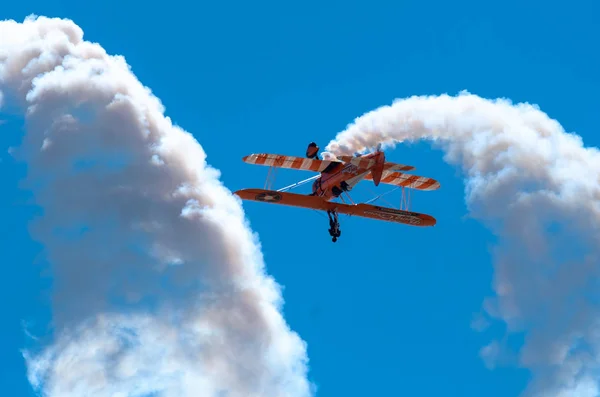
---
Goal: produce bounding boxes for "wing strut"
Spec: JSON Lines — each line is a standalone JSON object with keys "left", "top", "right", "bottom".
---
{"left": 277, "top": 175, "right": 319, "bottom": 192}
{"left": 400, "top": 186, "right": 412, "bottom": 211}
{"left": 264, "top": 166, "right": 278, "bottom": 190}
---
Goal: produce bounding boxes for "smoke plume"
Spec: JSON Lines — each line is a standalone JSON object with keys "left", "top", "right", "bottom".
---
{"left": 324, "top": 92, "right": 600, "bottom": 396}
{"left": 1, "top": 16, "right": 311, "bottom": 397}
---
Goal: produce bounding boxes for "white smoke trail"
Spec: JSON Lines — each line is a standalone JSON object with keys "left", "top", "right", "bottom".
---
{"left": 1, "top": 16, "right": 312, "bottom": 397}
{"left": 324, "top": 92, "right": 600, "bottom": 397}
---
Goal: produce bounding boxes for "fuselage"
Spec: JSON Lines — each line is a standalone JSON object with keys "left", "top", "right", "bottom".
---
{"left": 311, "top": 152, "right": 381, "bottom": 201}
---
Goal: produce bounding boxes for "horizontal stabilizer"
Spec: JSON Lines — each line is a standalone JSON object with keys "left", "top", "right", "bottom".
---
{"left": 234, "top": 188, "right": 436, "bottom": 227}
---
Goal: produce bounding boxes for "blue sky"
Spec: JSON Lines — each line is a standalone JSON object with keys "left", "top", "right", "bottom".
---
{"left": 1, "top": 1, "right": 600, "bottom": 396}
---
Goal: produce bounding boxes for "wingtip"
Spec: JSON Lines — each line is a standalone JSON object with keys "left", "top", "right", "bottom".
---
{"left": 423, "top": 180, "right": 441, "bottom": 191}
{"left": 423, "top": 217, "right": 437, "bottom": 227}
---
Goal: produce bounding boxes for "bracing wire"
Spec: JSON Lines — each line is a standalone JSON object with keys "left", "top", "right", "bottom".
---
{"left": 365, "top": 186, "right": 401, "bottom": 206}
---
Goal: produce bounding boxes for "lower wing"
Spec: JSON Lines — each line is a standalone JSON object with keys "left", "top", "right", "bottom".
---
{"left": 234, "top": 188, "right": 436, "bottom": 227}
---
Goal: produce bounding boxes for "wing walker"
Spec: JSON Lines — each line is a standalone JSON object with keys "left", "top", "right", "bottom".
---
{"left": 234, "top": 142, "right": 440, "bottom": 242}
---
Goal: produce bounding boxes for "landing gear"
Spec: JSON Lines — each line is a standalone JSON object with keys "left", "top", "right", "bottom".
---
{"left": 327, "top": 210, "right": 341, "bottom": 242}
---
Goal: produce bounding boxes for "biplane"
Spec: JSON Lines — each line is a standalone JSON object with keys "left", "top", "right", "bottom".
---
{"left": 234, "top": 142, "right": 440, "bottom": 242}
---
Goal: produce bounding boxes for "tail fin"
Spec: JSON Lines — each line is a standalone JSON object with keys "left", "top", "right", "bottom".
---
{"left": 371, "top": 150, "right": 385, "bottom": 186}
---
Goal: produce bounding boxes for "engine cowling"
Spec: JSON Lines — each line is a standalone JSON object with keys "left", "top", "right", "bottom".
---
{"left": 306, "top": 142, "right": 319, "bottom": 159}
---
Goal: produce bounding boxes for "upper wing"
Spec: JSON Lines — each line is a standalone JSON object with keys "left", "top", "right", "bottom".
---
{"left": 243, "top": 153, "right": 341, "bottom": 172}
{"left": 234, "top": 188, "right": 436, "bottom": 227}
{"left": 336, "top": 155, "right": 415, "bottom": 172}
{"left": 363, "top": 170, "right": 440, "bottom": 191}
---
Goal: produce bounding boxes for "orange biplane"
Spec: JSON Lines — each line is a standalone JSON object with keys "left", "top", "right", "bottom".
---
{"left": 234, "top": 142, "right": 440, "bottom": 242}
